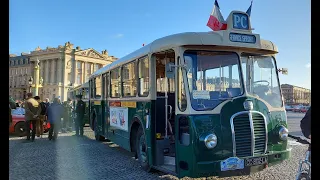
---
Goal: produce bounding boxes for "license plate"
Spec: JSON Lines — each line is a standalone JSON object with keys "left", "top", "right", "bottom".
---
{"left": 220, "top": 157, "right": 244, "bottom": 171}
{"left": 245, "top": 156, "right": 268, "bottom": 166}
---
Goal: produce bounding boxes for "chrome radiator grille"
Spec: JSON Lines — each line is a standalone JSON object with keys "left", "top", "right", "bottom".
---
{"left": 231, "top": 111, "right": 267, "bottom": 157}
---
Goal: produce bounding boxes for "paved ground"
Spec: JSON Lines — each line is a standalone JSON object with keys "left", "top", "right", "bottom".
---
{"left": 9, "top": 113, "right": 308, "bottom": 180}
{"left": 286, "top": 111, "right": 305, "bottom": 137}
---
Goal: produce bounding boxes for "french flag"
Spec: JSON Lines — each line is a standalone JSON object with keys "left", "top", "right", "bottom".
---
{"left": 206, "top": 0, "right": 227, "bottom": 31}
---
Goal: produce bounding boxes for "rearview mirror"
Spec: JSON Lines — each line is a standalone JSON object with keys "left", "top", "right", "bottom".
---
{"left": 165, "top": 62, "right": 175, "bottom": 79}
{"left": 278, "top": 68, "right": 288, "bottom": 75}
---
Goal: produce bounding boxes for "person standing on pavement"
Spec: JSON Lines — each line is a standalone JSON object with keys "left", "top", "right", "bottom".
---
{"left": 47, "top": 98, "right": 64, "bottom": 140}
{"left": 62, "top": 98, "right": 73, "bottom": 133}
{"left": 74, "top": 95, "right": 85, "bottom": 137}
{"left": 45, "top": 98, "right": 51, "bottom": 107}
{"left": 34, "top": 96, "right": 47, "bottom": 137}
{"left": 24, "top": 93, "right": 41, "bottom": 142}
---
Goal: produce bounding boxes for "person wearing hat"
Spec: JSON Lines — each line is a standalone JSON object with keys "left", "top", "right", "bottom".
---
{"left": 74, "top": 95, "right": 86, "bottom": 136}
{"left": 62, "top": 98, "right": 73, "bottom": 133}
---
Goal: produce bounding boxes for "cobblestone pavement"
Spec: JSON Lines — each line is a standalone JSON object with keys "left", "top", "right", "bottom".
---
{"left": 10, "top": 127, "right": 308, "bottom": 180}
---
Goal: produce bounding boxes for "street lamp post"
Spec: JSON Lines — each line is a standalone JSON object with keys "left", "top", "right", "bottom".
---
{"left": 28, "top": 77, "right": 33, "bottom": 93}
{"left": 29, "top": 58, "right": 44, "bottom": 96}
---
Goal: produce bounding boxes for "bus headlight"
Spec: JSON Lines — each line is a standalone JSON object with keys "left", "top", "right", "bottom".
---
{"left": 279, "top": 126, "right": 288, "bottom": 141}
{"left": 204, "top": 134, "right": 218, "bottom": 149}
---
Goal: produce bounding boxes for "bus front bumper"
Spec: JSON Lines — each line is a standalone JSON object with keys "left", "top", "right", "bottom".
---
{"left": 195, "top": 149, "right": 291, "bottom": 178}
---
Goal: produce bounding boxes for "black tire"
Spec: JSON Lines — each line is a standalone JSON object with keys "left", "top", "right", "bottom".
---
{"left": 95, "top": 134, "right": 105, "bottom": 141}
{"left": 297, "top": 172, "right": 310, "bottom": 180}
{"left": 14, "top": 122, "right": 26, "bottom": 137}
{"left": 136, "top": 126, "right": 151, "bottom": 171}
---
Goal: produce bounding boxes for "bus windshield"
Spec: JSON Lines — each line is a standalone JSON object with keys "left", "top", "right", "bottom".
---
{"left": 183, "top": 51, "right": 243, "bottom": 111}
{"left": 241, "top": 54, "right": 282, "bottom": 108}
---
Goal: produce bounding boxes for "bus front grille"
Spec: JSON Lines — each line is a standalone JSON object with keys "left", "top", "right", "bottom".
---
{"left": 252, "top": 113, "right": 267, "bottom": 155}
{"left": 231, "top": 111, "right": 267, "bottom": 157}
{"left": 232, "top": 113, "right": 252, "bottom": 157}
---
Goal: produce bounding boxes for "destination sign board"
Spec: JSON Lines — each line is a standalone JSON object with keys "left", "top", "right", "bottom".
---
{"left": 229, "top": 33, "right": 256, "bottom": 43}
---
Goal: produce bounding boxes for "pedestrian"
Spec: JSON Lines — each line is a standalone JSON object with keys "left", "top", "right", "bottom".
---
{"left": 47, "top": 98, "right": 64, "bottom": 141}
{"left": 24, "top": 93, "right": 41, "bottom": 142}
{"left": 74, "top": 95, "right": 85, "bottom": 137}
{"left": 34, "top": 96, "right": 47, "bottom": 137}
{"left": 62, "top": 98, "right": 73, "bottom": 133}
{"left": 45, "top": 98, "right": 51, "bottom": 107}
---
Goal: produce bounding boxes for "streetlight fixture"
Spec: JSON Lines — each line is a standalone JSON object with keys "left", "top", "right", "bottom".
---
{"left": 28, "top": 76, "right": 33, "bottom": 93}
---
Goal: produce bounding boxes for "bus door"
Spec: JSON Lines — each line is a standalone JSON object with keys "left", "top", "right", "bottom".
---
{"left": 154, "top": 51, "right": 176, "bottom": 171}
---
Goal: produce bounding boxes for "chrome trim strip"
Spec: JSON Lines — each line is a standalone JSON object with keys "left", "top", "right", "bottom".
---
{"left": 248, "top": 112, "right": 255, "bottom": 156}
{"left": 250, "top": 111, "right": 268, "bottom": 154}
{"left": 230, "top": 111, "right": 250, "bottom": 156}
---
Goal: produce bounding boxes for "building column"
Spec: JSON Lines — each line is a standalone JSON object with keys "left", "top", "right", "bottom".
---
{"left": 91, "top": 63, "right": 94, "bottom": 75}
{"left": 57, "top": 58, "right": 62, "bottom": 84}
{"left": 73, "top": 60, "right": 77, "bottom": 85}
{"left": 50, "top": 59, "right": 55, "bottom": 83}
{"left": 45, "top": 60, "right": 49, "bottom": 84}
{"left": 82, "top": 61, "right": 85, "bottom": 84}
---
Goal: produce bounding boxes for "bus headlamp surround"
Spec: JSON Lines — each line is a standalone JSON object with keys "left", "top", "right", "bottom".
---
{"left": 279, "top": 126, "right": 289, "bottom": 141}
{"left": 204, "top": 133, "right": 218, "bottom": 149}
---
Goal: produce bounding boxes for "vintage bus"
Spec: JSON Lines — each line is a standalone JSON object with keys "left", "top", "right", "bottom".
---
{"left": 88, "top": 11, "right": 291, "bottom": 178}
{"left": 69, "top": 82, "right": 90, "bottom": 125}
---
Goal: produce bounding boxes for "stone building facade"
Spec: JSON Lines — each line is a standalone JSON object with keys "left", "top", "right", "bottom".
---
{"left": 9, "top": 42, "right": 117, "bottom": 101}
{"left": 281, "top": 84, "right": 311, "bottom": 105}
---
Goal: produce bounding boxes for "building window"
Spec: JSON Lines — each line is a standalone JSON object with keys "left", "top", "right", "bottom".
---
{"left": 122, "top": 62, "right": 137, "bottom": 97}
{"left": 94, "top": 75, "right": 102, "bottom": 99}
{"left": 77, "top": 74, "right": 81, "bottom": 84}
{"left": 67, "top": 73, "right": 71, "bottom": 84}
{"left": 95, "top": 64, "right": 99, "bottom": 71}
{"left": 77, "top": 61, "right": 82, "bottom": 70}
{"left": 138, "top": 56, "right": 149, "bottom": 96}
{"left": 110, "top": 67, "right": 120, "bottom": 98}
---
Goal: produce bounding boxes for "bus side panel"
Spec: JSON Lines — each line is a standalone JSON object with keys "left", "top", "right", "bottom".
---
{"left": 106, "top": 101, "right": 151, "bottom": 153}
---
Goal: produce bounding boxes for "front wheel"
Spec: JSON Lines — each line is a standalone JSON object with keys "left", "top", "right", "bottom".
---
{"left": 15, "top": 122, "right": 26, "bottom": 137}
{"left": 297, "top": 172, "right": 311, "bottom": 180}
{"left": 136, "top": 126, "right": 151, "bottom": 171}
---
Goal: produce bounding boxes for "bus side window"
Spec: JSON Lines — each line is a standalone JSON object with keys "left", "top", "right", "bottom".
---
{"left": 122, "top": 61, "right": 137, "bottom": 97}
{"left": 178, "top": 67, "right": 187, "bottom": 111}
{"left": 90, "top": 80, "right": 94, "bottom": 98}
{"left": 110, "top": 67, "right": 121, "bottom": 98}
{"left": 95, "top": 75, "right": 102, "bottom": 99}
{"left": 138, "top": 56, "right": 149, "bottom": 96}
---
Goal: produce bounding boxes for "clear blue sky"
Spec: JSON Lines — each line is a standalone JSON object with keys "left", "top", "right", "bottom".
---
{"left": 9, "top": 0, "right": 311, "bottom": 89}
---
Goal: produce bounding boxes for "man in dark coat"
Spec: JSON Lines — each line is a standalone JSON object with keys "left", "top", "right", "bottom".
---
{"left": 62, "top": 98, "right": 73, "bottom": 133}
{"left": 300, "top": 106, "right": 311, "bottom": 139}
{"left": 24, "top": 93, "right": 41, "bottom": 142}
{"left": 74, "top": 95, "right": 85, "bottom": 136}
{"left": 47, "top": 98, "right": 64, "bottom": 140}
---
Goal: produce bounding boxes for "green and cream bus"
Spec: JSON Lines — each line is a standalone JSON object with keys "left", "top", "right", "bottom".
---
{"left": 88, "top": 10, "right": 291, "bottom": 178}
{"left": 69, "top": 82, "right": 90, "bottom": 126}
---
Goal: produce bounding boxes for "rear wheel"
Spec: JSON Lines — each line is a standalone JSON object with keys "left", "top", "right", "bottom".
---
{"left": 15, "top": 122, "right": 26, "bottom": 137}
{"left": 136, "top": 126, "right": 151, "bottom": 171}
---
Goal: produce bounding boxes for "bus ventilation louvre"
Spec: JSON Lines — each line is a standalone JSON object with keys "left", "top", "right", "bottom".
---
{"left": 231, "top": 112, "right": 267, "bottom": 157}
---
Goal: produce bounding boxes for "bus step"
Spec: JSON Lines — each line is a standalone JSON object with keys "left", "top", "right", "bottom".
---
{"left": 164, "top": 156, "right": 176, "bottom": 166}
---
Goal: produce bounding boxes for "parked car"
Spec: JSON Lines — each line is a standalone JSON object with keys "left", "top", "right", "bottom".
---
{"left": 299, "top": 106, "right": 309, "bottom": 113}
{"left": 285, "top": 105, "right": 294, "bottom": 111}
{"left": 9, "top": 108, "right": 50, "bottom": 136}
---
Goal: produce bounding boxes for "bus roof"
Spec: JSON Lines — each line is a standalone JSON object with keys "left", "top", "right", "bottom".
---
{"left": 90, "top": 31, "right": 278, "bottom": 79}
{"left": 90, "top": 12, "right": 278, "bottom": 79}
{"left": 71, "top": 81, "right": 89, "bottom": 91}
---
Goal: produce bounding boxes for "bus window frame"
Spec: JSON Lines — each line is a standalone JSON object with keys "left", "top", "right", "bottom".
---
{"left": 103, "top": 72, "right": 109, "bottom": 99}
{"left": 121, "top": 60, "right": 137, "bottom": 98}
{"left": 94, "top": 75, "right": 102, "bottom": 100}
{"left": 137, "top": 55, "right": 150, "bottom": 97}
{"left": 110, "top": 67, "right": 121, "bottom": 98}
